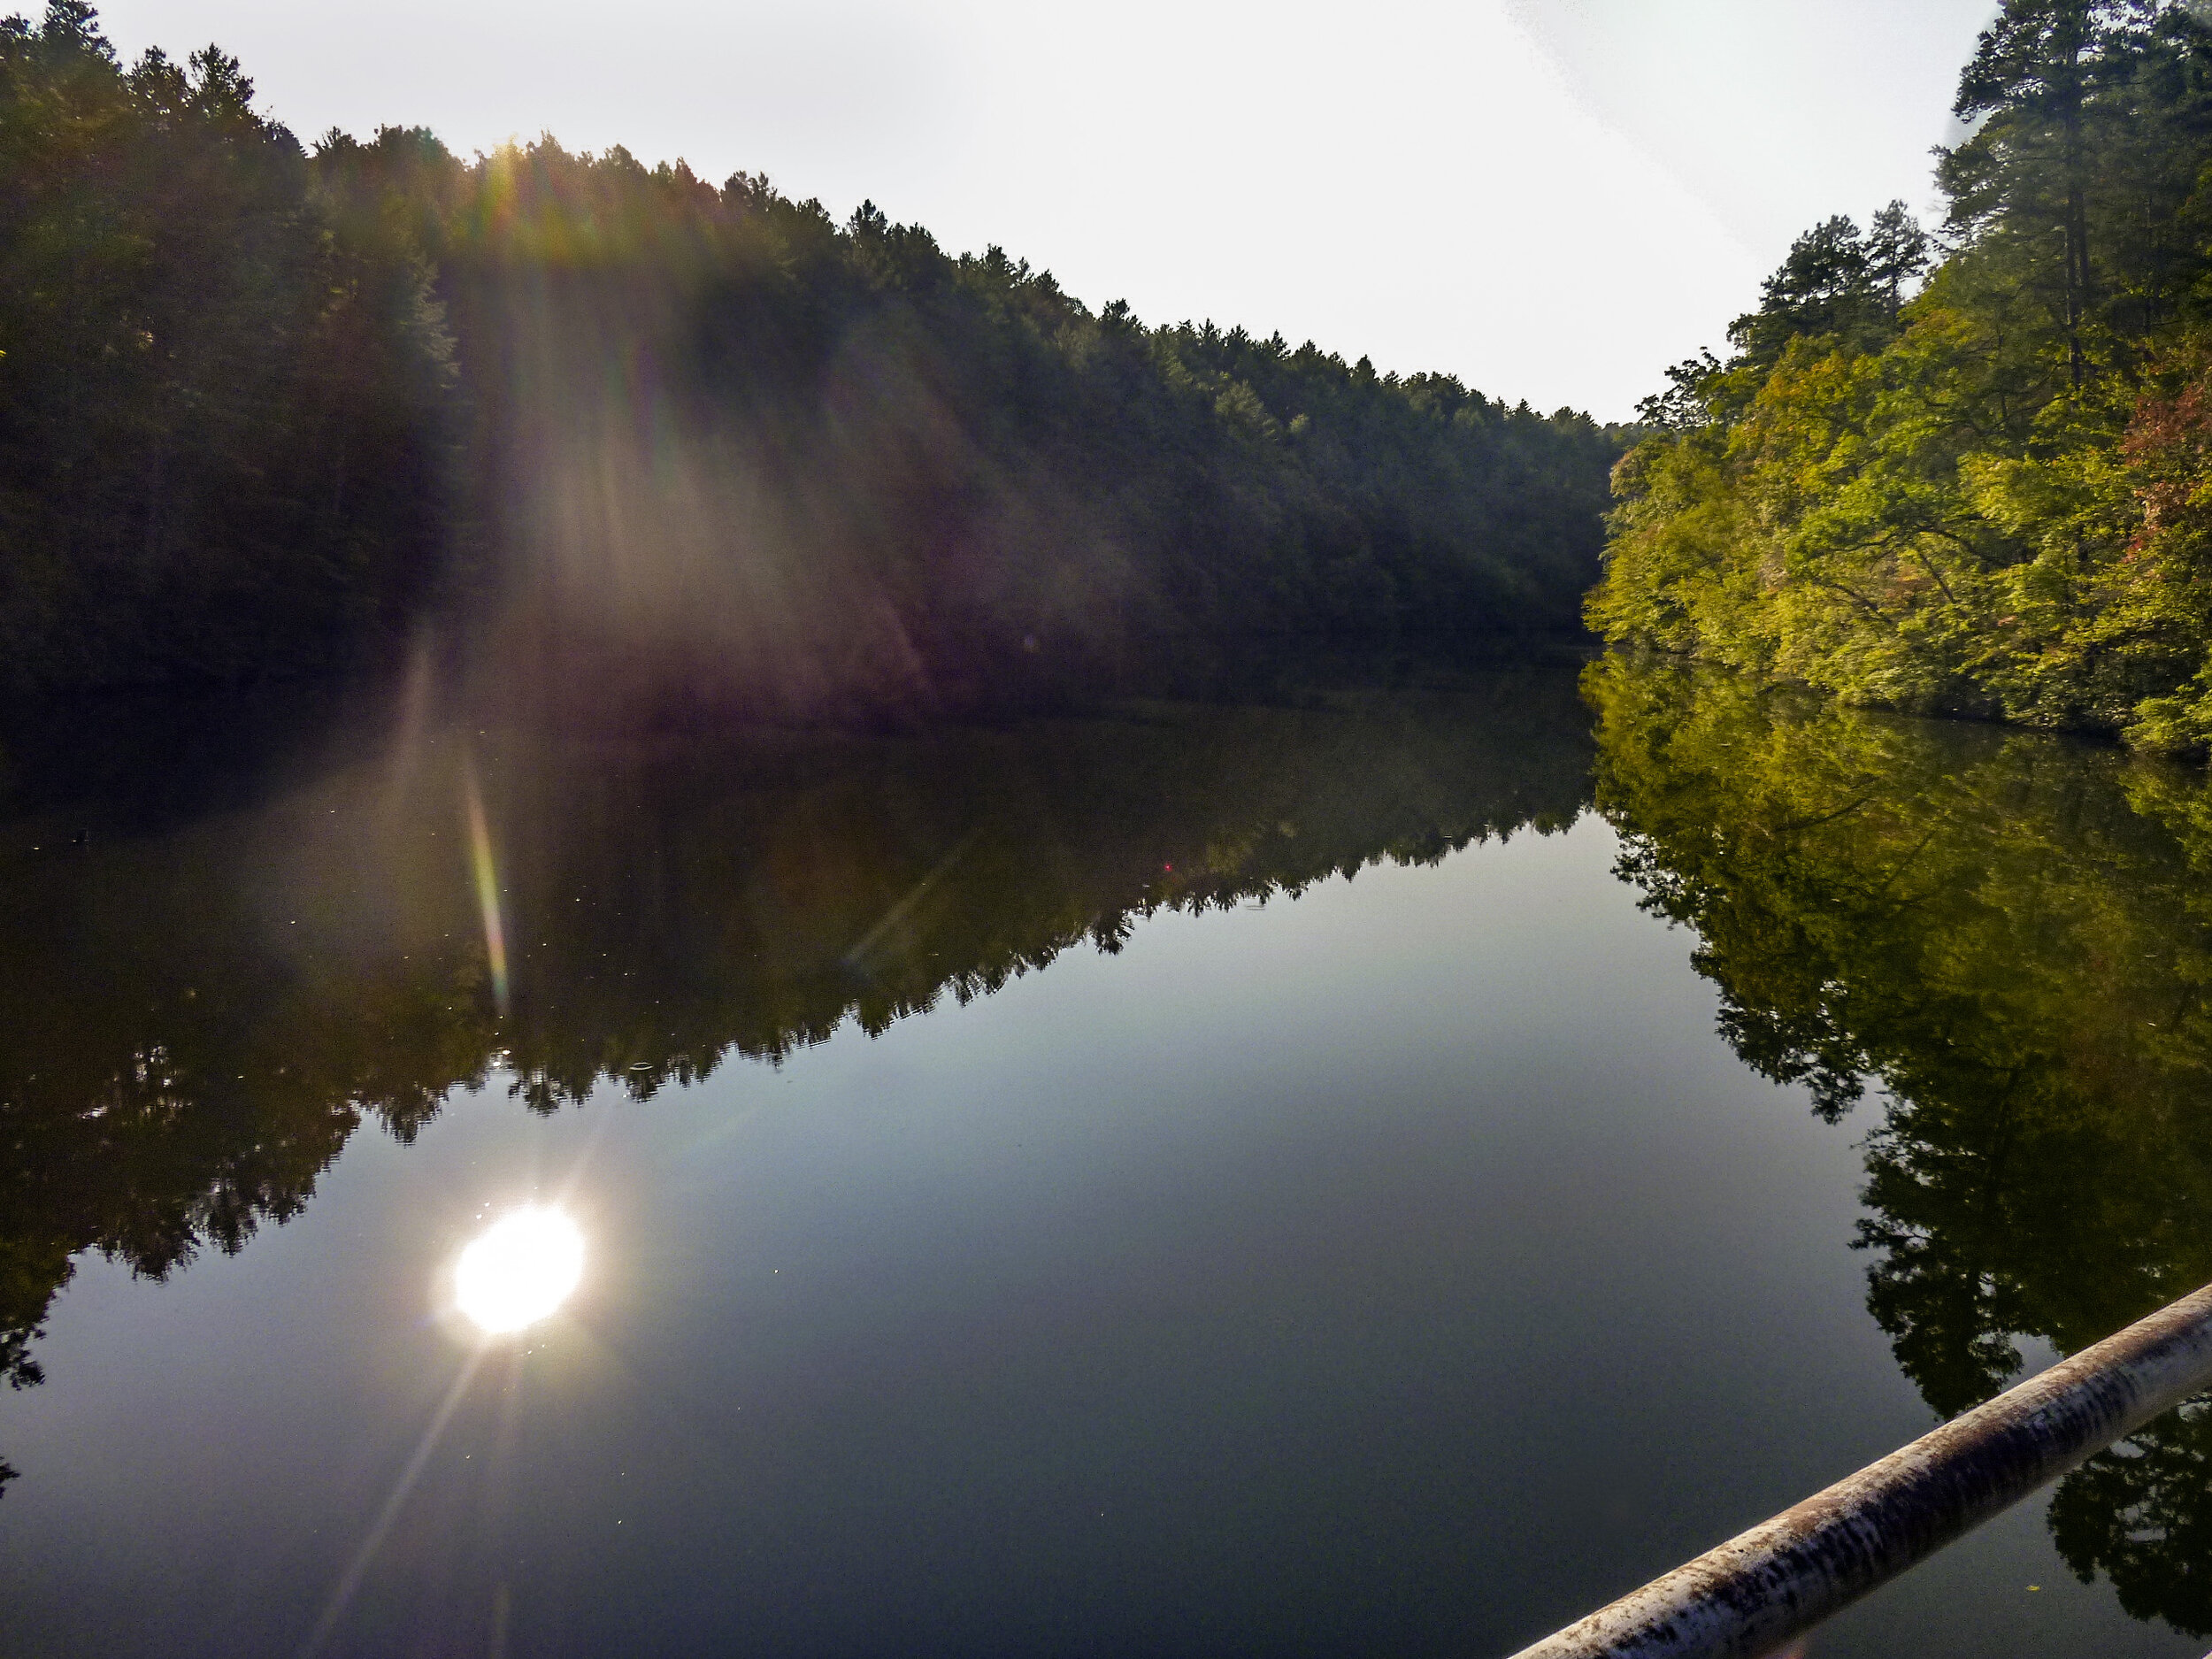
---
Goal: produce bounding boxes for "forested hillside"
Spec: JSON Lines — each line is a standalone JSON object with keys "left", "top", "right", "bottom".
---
{"left": 0, "top": 4, "right": 459, "bottom": 687}
{"left": 1593, "top": 0, "right": 2212, "bottom": 757}
{"left": 0, "top": 4, "right": 1621, "bottom": 703}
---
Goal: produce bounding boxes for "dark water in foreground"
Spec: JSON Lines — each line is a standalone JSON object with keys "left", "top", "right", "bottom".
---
{"left": 1, "top": 657, "right": 2208, "bottom": 1657}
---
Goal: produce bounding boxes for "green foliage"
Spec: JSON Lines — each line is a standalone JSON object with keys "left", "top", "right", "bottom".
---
{"left": 0, "top": 4, "right": 1622, "bottom": 698}
{"left": 1591, "top": 0, "right": 2212, "bottom": 754}
{"left": 410, "top": 137, "right": 1621, "bottom": 707}
{"left": 1726, "top": 206, "right": 1931, "bottom": 372}
{"left": 0, "top": 4, "right": 463, "bottom": 688}
{"left": 1589, "top": 653, "right": 2212, "bottom": 1635}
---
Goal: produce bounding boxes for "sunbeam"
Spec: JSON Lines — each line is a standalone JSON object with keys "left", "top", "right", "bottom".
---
{"left": 296, "top": 1349, "right": 488, "bottom": 1659}
{"left": 461, "top": 757, "right": 511, "bottom": 1019}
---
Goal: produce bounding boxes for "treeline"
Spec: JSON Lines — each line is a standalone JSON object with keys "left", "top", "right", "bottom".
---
{"left": 1594, "top": 0, "right": 2212, "bottom": 756}
{"left": 0, "top": 4, "right": 1622, "bottom": 704}
{"left": 0, "top": 4, "right": 458, "bottom": 686}
{"left": 1591, "top": 655, "right": 2212, "bottom": 1636}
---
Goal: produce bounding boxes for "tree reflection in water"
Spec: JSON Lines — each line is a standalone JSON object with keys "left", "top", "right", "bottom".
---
{"left": 0, "top": 663, "right": 1594, "bottom": 1481}
{"left": 1589, "top": 654, "right": 2212, "bottom": 1640}
{"left": 22, "top": 655, "right": 2208, "bottom": 1642}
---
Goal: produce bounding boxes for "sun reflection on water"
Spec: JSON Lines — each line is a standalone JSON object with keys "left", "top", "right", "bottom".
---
{"left": 454, "top": 1207, "right": 584, "bottom": 1334}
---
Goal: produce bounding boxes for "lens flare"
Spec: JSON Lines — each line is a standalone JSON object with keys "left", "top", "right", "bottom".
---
{"left": 455, "top": 1208, "right": 584, "bottom": 1334}
{"left": 461, "top": 760, "right": 510, "bottom": 1018}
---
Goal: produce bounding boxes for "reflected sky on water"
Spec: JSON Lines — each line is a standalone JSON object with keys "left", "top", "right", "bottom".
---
{"left": 0, "top": 660, "right": 2204, "bottom": 1657}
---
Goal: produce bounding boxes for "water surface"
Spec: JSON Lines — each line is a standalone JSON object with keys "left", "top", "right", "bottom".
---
{"left": 1, "top": 659, "right": 2206, "bottom": 1656}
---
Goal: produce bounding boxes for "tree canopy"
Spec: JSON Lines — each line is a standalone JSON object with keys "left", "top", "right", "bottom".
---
{"left": 0, "top": 3, "right": 460, "bottom": 687}
{"left": 0, "top": 4, "right": 1623, "bottom": 705}
{"left": 1592, "top": 0, "right": 2212, "bottom": 757}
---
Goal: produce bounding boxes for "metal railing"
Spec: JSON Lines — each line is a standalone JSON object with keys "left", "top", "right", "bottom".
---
{"left": 1507, "top": 1280, "right": 2212, "bottom": 1659}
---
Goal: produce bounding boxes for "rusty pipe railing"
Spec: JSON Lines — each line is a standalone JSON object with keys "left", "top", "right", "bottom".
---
{"left": 1507, "top": 1280, "right": 2212, "bottom": 1659}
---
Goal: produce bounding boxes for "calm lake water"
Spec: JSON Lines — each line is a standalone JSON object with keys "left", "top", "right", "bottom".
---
{"left": 2, "top": 656, "right": 2208, "bottom": 1657}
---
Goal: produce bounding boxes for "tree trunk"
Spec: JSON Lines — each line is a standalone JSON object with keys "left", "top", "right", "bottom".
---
{"left": 2064, "top": 109, "right": 2089, "bottom": 390}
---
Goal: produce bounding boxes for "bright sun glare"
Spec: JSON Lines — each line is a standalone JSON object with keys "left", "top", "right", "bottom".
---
{"left": 455, "top": 1207, "right": 585, "bottom": 1334}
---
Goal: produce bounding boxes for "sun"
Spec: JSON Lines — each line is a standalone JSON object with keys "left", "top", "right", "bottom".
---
{"left": 454, "top": 1207, "right": 585, "bottom": 1334}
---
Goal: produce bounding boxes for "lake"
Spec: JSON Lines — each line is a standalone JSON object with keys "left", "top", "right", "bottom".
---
{"left": 1, "top": 655, "right": 2206, "bottom": 1657}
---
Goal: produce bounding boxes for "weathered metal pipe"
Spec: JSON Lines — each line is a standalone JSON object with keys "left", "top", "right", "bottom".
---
{"left": 1507, "top": 1279, "right": 2212, "bottom": 1659}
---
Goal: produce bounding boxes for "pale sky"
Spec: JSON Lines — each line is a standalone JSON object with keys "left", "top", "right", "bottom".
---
{"left": 93, "top": 0, "right": 1997, "bottom": 420}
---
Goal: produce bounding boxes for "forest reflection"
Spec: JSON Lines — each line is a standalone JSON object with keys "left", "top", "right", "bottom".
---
{"left": 0, "top": 662, "right": 1593, "bottom": 1462}
{"left": 1590, "top": 656, "right": 2212, "bottom": 1639}
{"left": 15, "top": 654, "right": 2212, "bottom": 1644}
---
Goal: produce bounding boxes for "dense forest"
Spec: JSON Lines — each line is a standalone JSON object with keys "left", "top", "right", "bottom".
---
{"left": 0, "top": 3, "right": 1621, "bottom": 708}
{"left": 1591, "top": 654, "right": 2212, "bottom": 1635}
{"left": 1593, "top": 0, "right": 2212, "bottom": 757}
